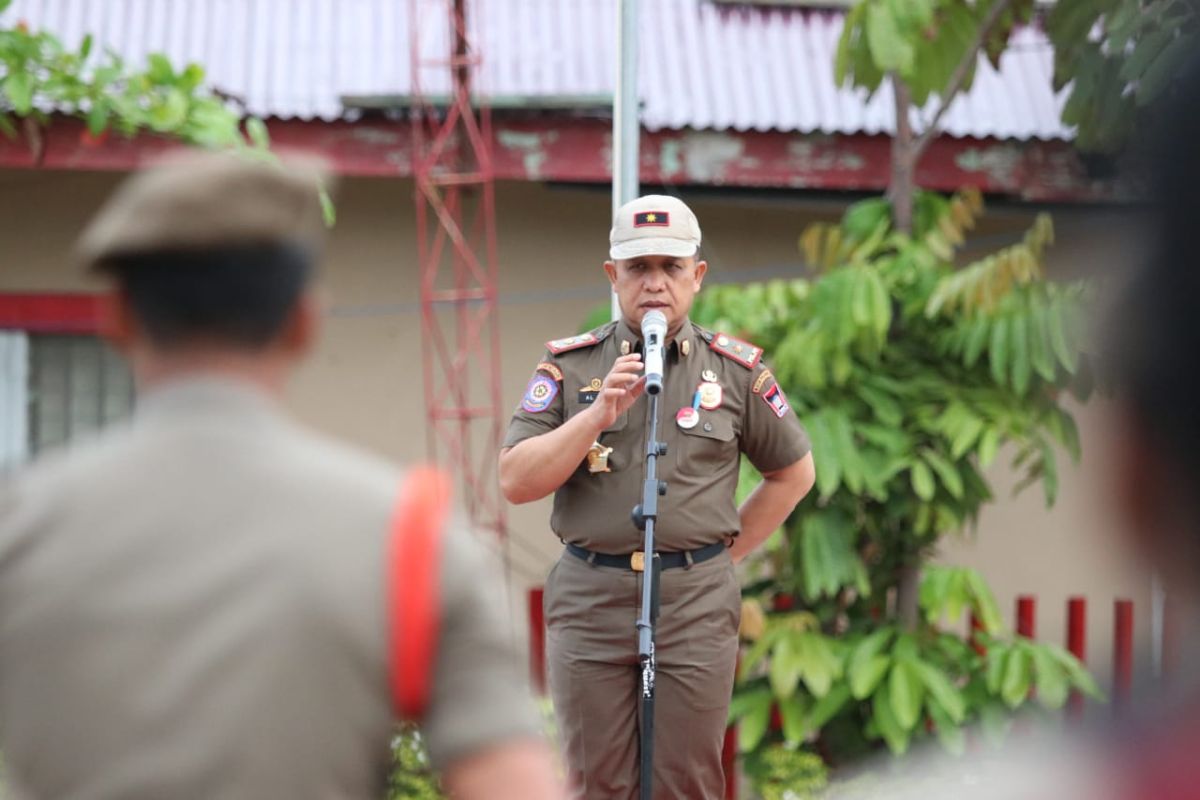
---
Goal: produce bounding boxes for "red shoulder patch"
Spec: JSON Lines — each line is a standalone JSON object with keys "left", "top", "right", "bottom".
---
{"left": 709, "top": 332, "right": 762, "bottom": 369}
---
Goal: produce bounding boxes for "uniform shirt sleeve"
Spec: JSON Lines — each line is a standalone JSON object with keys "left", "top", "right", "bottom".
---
{"left": 740, "top": 361, "right": 811, "bottom": 474}
{"left": 421, "top": 517, "right": 542, "bottom": 768}
{"left": 501, "top": 352, "right": 566, "bottom": 449}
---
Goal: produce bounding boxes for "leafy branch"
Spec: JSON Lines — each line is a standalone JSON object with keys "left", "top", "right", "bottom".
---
{"left": 0, "top": 3, "right": 335, "bottom": 223}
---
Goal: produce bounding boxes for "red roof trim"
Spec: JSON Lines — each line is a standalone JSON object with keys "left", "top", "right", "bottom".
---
{"left": 0, "top": 117, "right": 1125, "bottom": 204}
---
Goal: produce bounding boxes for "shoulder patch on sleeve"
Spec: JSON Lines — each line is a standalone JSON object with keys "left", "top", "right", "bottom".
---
{"left": 752, "top": 368, "right": 774, "bottom": 395}
{"left": 709, "top": 332, "right": 763, "bottom": 369}
{"left": 536, "top": 361, "right": 564, "bottom": 382}
{"left": 521, "top": 374, "right": 559, "bottom": 413}
{"left": 545, "top": 327, "right": 610, "bottom": 355}
{"left": 762, "top": 383, "right": 790, "bottom": 418}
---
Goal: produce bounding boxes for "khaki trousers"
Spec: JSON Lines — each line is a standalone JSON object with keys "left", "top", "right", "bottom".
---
{"left": 544, "top": 548, "right": 741, "bottom": 800}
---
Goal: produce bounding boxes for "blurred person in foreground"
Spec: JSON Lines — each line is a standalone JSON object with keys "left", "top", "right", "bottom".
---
{"left": 0, "top": 152, "right": 562, "bottom": 799}
{"left": 830, "top": 58, "right": 1200, "bottom": 800}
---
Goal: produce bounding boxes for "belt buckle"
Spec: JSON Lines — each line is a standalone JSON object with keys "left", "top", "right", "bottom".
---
{"left": 630, "top": 551, "right": 645, "bottom": 572}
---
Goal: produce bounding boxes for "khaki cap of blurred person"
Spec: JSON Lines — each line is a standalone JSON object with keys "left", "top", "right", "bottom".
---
{"left": 609, "top": 194, "right": 702, "bottom": 260}
{"left": 77, "top": 150, "right": 331, "bottom": 271}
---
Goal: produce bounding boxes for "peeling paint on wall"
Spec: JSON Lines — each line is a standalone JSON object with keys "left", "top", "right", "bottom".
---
{"left": 659, "top": 139, "right": 684, "bottom": 180}
{"left": 956, "top": 145, "right": 1022, "bottom": 187}
{"left": 497, "top": 129, "right": 560, "bottom": 181}
{"left": 682, "top": 132, "right": 745, "bottom": 183}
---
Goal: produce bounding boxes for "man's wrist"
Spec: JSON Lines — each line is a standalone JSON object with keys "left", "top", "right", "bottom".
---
{"left": 578, "top": 403, "right": 610, "bottom": 439}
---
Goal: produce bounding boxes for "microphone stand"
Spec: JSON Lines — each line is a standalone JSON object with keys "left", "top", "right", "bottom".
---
{"left": 632, "top": 378, "right": 667, "bottom": 800}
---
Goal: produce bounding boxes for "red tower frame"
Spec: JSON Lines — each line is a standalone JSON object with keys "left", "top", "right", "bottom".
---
{"left": 409, "top": 0, "right": 506, "bottom": 546}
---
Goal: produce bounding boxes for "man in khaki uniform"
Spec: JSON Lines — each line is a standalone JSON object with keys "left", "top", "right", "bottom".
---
{"left": 500, "top": 195, "right": 817, "bottom": 798}
{"left": 0, "top": 153, "right": 562, "bottom": 799}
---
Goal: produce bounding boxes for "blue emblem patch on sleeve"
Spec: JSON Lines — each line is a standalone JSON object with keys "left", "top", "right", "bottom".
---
{"left": 522, "top": 374, "right": 559, "bottom": 413}
{"left": 763, "top": 383, "right": 790, "bottom": 418}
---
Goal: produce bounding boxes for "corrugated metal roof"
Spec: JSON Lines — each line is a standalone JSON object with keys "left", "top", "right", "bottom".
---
{"left": 0, "top": 0, "right": 1072, "bottom": 141}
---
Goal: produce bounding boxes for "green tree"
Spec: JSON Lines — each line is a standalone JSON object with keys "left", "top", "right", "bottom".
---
{"left": 699, "top": 188, "right": 1102, "bottom": 765}
{"left": 0, "top": 0, "right": 334, "bottom": 223}
{"left": 1048, "top": 0, "right": 1199, "bottom": 154}
{"left": 688, "top": 0, "right": 1173, "bottom": 776}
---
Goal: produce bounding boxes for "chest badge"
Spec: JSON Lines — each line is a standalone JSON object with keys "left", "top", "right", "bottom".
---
{"left": 676, "top": 406, "right": 700, "bottom": 429}
{"left": 587, "top": 441, "right": 613, "bottom": 473}
{"left": 578, "top": 377, "right": 604, "bottom": 404}
{"left": 698, "top": 381, "right": 723, "bottom": 410}
{"left": 702, "top": 369, "right": 718, "bottom": 383}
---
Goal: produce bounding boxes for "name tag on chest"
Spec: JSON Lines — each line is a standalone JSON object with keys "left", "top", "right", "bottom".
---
{"left": 577, "top": 390, "right": 599, "bottom": 404}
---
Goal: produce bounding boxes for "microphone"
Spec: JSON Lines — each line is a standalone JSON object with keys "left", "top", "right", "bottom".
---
{"left": 641, "top": 310, "right": 667, "bottom": 395}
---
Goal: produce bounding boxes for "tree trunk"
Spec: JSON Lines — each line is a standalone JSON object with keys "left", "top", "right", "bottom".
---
{"left": 896, "top": 562, "right": 921, "bottom": 629}
{"left": 889, "top": 74, "right": 921, "bottom": 628}
{"left": 888, "top": 76, "right": 915, "bottom": 236}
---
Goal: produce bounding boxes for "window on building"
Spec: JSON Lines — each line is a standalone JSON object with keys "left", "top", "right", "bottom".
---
{"left": 0, "top": 331, "right": 134, "bottom": 469}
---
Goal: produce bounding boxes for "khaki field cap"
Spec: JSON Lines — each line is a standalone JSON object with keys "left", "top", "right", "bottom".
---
{"left": 609, "top": 194, "right": 702, "bottom": 260}
{"left": 78, "top": 150, "right": 331, "bottom": 270}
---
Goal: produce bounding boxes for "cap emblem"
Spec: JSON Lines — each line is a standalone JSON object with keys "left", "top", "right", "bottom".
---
{"left": 634, "top": 211, "right": 670, "bottom": 227}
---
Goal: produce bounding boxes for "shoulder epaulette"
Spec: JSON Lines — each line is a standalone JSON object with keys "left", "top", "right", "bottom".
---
{"left": 709, "top": 331, "right": 762, "bottom": 369}
{"left": 546, "top": 324, "right": 612, "bottom": 355}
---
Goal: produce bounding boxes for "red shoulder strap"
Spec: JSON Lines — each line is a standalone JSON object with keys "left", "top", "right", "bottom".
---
{"left": 388, "top": 466, "right": 451, "bottom": 719}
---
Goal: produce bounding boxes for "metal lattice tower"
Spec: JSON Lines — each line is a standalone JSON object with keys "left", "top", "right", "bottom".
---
{"left": 409, "top": 0, "right": 506, "bottom": 545}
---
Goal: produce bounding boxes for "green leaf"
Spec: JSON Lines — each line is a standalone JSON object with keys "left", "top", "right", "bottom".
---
{"left": 923, "top": 449, "right": 964, "bottom": 500}
{"left": 809, "top": 683, "right": 852, "bottom": 730}
{"left": 989, "top": 315, "right": 1010, "bottom": 386}
{"left": 151, "top": 87, "right": 189, "bottom": 130}
{"left": 320, "top": 187, "right": 337, "bottom": 227}
{"left": 770, "top": 633, "right": 803, "bottom": 699}
{"left": 246, "top": 116, "right": 271, "bottom": 150}
{"left": 1047, "top": 644, "right": 1104, "bottom": 699}
{"left": 977, "top": 426, "right": 1000, "bottom": 468}
{"left": 914, "top": 660, "right": 966, "bottom": 723}
{"left": 866, "top": 2, "right": 914, "bottom": 72}
{"left": 873, "top": 684, "right": 911, "bottom": 755}
{"left": 1040, "top": 439, "right": 1059, "bottom": 507}
{"left": 1010, "top": 310, "right": 1031, "bottom": 395}
{"left": 1136, "top": 33, "right": 1192, "bottom": 107}
{"left": 86, "top": 101, "right": 108, "bottom": 136}
{"left": 734, "top": 689, "right": 773, "bottom": 752}
{"left": 985, "top": 647, "right": 1007, "bottom": 694}
{"left": 1000, "top": 645, "right": 1032, "bottom": 708}
{"left": 79, "top": 33, "right": 93, "bottom": 60}
{"left": 927, "top": 696, "right": 966, "bottom": 755}
{"left": 0, "top": 113, "right": 16, "bottom": 138}
{"left": 5, "top": 71, "right": 34, "bottom": 115}
{"left": 1030, "top": 304, "right": 1056, "bottom": 381}
{"left": 778, "top": 693, "right": 809, "bottom": 745}
{"left": 180, "top": 63, "right": 205, "bottom": 92}
{"left": 850, "top": 654, "right": 891, "bottom": 700}
{"left": 835, "top": 4, "right": 863, "bottom": 86}
{"left": 797, "top": 632, "right": 841, "bottom": 698}
{"left": 964, "top": 569, "right": 1004, "bottom": 633}
{"left": 146, "top": 52, "right": 175, "bottom": 84}
{"left": 741, "top": 626, "right": 785, "bottom": 677}
{"left": 910, "top": 460, "right": 935, "bottom": 501}
{"left": 888, "top": 658, "right": 925, "bottom": 730}
{"left": 1030, "top": 644, "right": 1069, "bottom": 709}
{"left": 1048, "top": 297, "right": 1079, "bottom": 372}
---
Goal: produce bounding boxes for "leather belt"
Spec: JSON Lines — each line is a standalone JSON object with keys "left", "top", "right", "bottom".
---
{"left": 565, "top": 541, "right": 727, "bottom": 572}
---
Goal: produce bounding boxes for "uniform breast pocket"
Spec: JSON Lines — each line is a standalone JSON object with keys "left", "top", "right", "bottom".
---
{"left": 675, "top": 414, "right": 737, "bottom": 477}
{"left": 566, "top": 400, "right": 630, "bottom": 473}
